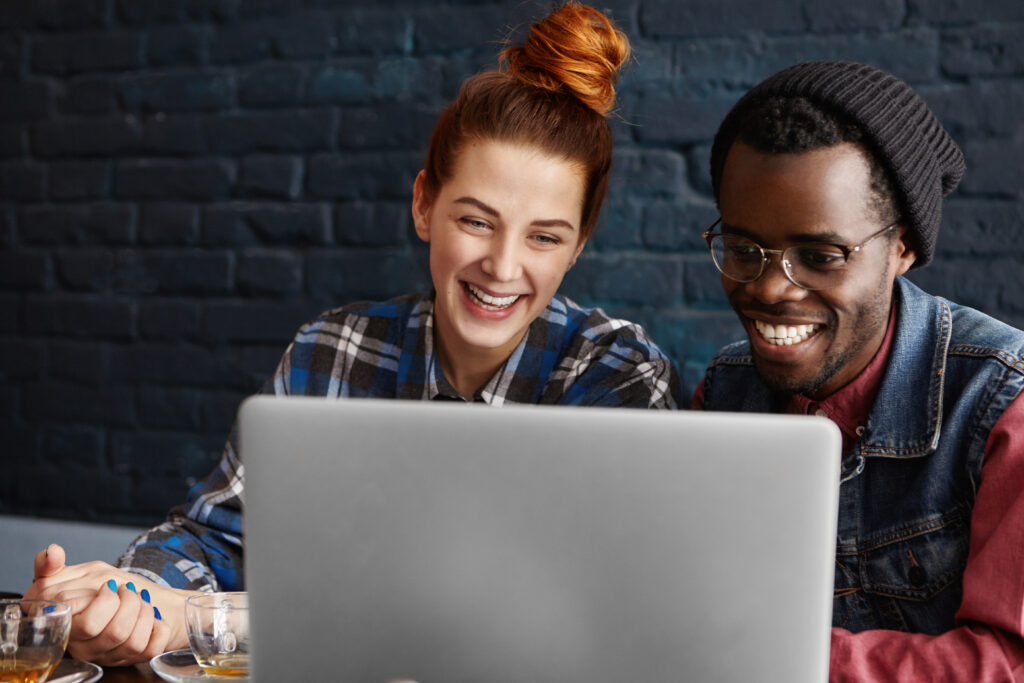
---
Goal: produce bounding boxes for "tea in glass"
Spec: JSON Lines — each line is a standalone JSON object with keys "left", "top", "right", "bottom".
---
{"left": 184, "top": 592, "right": 249, "bottom": 677}
{"left": 0, "top": 600, "right": 71, "bottom": 683}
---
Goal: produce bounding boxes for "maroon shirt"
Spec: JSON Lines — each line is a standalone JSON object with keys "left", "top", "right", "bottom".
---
{"left": 691, "top": 308, "right": 1024, "bottom": 681}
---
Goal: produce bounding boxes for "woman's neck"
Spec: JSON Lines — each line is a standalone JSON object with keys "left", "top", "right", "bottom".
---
{"left": 433, "top": 325, "right": 525, "bottom": 399}
{"left": 435, "top": 339, "right": 506, "bottom": 399}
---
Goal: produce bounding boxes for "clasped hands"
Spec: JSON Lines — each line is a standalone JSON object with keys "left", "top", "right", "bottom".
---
{"left": 23, "top": 544, "right": 193, "bottom": 666}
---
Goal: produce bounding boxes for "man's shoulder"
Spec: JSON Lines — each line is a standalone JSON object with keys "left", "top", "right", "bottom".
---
{"left": 899, "top": 276, "right": 1024, "bottom": 373}
{"left": 945, "top": 301, "right": 1024, "bottom": 371}
{"left": 946, "top": 299, "right": 1024, "bottom": 347}
{"left": 707, "top": 339, "right": 753, "bottom": 366}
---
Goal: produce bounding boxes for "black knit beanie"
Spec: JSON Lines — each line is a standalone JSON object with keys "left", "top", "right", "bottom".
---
{"left": 710, "top": 60, "right": 965, "bottom": 268}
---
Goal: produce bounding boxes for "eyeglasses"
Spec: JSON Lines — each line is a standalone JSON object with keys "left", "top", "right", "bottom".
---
{"left": 702, "top": 219, "right": 899, "bottom": 291}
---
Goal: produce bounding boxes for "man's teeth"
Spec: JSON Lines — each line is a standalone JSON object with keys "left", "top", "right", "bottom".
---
{"left": 754, "top": 320, "right": 821, "bottom": 346}
{"left": 466, "top": 283, "right": 520, "bottom": 310}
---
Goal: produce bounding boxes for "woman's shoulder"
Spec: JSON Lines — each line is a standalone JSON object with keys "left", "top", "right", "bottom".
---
{"left": 540, "top": 295, "right": 682, "bottom": 408}
{"left": 283, "top": 291, "right": 430, "bottom": 365}
{"left": 275, "top": 291, "right": 433, "bottom": 397}
{"left": 552, "top": 294, "right": 670, "bottom": 361}
{"left": 297, "top": 291, "right": 431, "bottom": 336}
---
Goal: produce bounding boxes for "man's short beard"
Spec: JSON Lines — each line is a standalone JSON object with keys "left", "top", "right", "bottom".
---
{"left": 753, "top": 348, "right": 854, "bottom": 397}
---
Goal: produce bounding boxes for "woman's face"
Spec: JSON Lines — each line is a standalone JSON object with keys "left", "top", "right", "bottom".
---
{"left": 412, "top": 138, "right": 587, "bottom": 369}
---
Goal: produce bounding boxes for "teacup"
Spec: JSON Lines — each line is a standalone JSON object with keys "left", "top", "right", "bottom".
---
{"left": 184, "top": 592, "right": 249, "bottom": 677}
{"left": 0, "top": 599, "right": 71, "bottom": 683}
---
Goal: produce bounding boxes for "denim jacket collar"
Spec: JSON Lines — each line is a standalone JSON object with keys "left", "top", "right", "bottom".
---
{"left": 857, "top": 277, "right": 950, "bottom": 459}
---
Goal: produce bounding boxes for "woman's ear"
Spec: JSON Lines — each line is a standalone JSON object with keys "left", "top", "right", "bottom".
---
{"left": 567, "top": 237, "right": 588, "bottom": 270}
{"left": 412, "top": 170, "right": 433, "bottom": 243}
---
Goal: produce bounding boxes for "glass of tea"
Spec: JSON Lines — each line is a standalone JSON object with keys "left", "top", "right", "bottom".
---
{"left": 184, "top": 592, "right": 249, "bottom": 677}
{"left": 0, "top": 598, "right": 72, "bottom": 683}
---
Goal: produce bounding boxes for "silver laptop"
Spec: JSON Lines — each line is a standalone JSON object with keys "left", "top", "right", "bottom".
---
{"left": 240, "top": 397, "right": 841, "bottom": 683}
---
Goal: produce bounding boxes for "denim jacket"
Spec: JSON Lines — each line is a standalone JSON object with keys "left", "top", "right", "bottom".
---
{"left": 698, "top": 277, "right": 1024, "bottom": 634}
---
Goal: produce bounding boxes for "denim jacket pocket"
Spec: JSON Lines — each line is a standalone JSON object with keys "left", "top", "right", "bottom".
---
{"left": 856, "top": 510, "right": 970, "bottom": 633}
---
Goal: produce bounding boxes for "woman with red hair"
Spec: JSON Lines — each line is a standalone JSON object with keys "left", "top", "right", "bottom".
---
{"left": 26, "top": 3, "right": 681, "bottom": 665}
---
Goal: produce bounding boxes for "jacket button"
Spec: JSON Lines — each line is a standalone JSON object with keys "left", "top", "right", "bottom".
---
{"left": 909, "top": 565, "right": 926, "bottom": 587}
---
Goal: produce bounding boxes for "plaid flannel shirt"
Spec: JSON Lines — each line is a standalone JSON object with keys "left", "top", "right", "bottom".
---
{"left": 118, "top": 291, "right": 682, "bottom": 590}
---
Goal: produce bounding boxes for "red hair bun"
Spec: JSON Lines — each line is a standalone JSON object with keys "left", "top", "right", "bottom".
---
{"left": 502, "top": 2, "right": 630, "bottom": 116}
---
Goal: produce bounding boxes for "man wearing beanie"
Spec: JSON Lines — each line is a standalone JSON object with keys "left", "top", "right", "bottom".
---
{"left": 692, "top": 61, "right": 1024, "bottom": 681}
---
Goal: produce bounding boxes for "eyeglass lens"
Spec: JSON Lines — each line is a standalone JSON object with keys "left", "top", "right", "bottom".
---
{"left": 708, "top": 234, "right": 848, "bottom": 290}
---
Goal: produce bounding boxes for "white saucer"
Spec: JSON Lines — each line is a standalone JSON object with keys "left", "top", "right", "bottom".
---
{"left": 150, "top": 650, "right": 249, "bottom": 682}
{"left": 48, "top": 658, "right": 103, "bottom": 683}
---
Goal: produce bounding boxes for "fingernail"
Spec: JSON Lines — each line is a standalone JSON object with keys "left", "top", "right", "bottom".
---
{"left": 126, "top": 582, "right": 137, "bottom": 593}
{"left": 43, "top": 605, "right": 56, "bottom": 614}
{"left": 153, "top": 607, "right": 162, "bottom": 621}
{"left": 140, "top": 589, "right": 151, "bottom": 603}
{"left": 106, "top": 579, "right": 117, "bottom": 593}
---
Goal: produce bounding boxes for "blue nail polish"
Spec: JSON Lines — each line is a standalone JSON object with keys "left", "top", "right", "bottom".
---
{"left": 140, "top": 589, "right": 151, "bottom": 603}
{"left": 43, "top": 605, "right": 56, "bottom": 614}
{"left": 153, "top": 607, "right": 162, "bottom": 621}
{"left": 126, "top": 582, "right": 137, "bottom": 593}
{"left": 107, "top": 579, "right": 117, "bottom": 593}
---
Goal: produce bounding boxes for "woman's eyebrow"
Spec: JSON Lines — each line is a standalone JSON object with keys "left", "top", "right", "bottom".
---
{"left": 454, "top": 196, "right": 499, "bottom": 217}
{"left": 454, "top": 197, "right": 577, "bottom": 232}
{"left": 532, "top": 218, "right": 577, "bottom": 232}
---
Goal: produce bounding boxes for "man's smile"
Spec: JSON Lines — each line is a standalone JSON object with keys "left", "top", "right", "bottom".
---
{"left": 753, "top": 320, "right": 823, "bottom": 346}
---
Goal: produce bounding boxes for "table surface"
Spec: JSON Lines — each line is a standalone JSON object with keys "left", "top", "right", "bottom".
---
{"left": 96, "top": 663, "right": 160, "bottom": 682}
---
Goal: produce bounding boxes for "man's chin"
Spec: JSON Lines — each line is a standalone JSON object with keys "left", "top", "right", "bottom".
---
{"left": 751, "top": 357, "right": 826, "bottom": 397}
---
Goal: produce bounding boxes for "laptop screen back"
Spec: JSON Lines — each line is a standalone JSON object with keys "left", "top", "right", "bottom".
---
{"left": 241, "top": 397, "right": 840, "bottom": 683}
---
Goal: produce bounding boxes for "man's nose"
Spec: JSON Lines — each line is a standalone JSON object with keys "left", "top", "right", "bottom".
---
{"left": 743, "top": 252, "right": 806, "bottom": 304}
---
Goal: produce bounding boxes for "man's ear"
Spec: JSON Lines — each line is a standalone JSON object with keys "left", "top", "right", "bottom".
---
{"left": 411, "top": 170, "right": 434, "bottom": 243}
{"left": 892, "top": 224, "right": 917, "bottom": 277}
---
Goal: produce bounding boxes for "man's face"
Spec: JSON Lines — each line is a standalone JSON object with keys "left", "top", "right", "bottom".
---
{"left": 717, "top": 141, "right": 917, "bottom": 399}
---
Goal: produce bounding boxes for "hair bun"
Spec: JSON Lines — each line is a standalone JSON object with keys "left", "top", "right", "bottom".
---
{"left": 501, "top": 2, "right": 630, "bottom": 116}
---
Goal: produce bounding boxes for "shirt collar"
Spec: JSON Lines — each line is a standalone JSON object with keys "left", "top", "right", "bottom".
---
{"left": 420, "top": 295, "right": 565, "bottom": 405}
{"left": 416, "top": 297, "right": 463, "bottom": 401}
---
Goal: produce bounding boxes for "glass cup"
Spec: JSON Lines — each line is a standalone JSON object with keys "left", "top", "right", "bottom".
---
{"left": 184, "top": 592, "right": 249, "bottom": 677}
{"left": 0, "top": 599, "right": 72, "bottom": 683}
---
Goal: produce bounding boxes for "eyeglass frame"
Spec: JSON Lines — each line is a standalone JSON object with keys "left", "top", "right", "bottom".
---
{"left": 701, "top": 218, "right": 901, "bottom": 291}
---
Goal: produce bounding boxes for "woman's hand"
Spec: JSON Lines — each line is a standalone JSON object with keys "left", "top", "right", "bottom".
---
{"left": 23, "top": 544, "right": 195, "bottom": 665}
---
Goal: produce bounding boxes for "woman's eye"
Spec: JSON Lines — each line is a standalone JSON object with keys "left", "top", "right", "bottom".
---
{"left": 532, "top": 234, "right": 560, "bottom": 246}
{"left": 460, "top": 218, "right": 490, "bottom": 231}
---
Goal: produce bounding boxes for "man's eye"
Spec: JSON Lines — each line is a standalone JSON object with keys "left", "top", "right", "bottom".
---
{"left": 726, "top": 243, "right": 761, "bottom": 261}
{"left": 796, "top": 247, "right": 846, "bottom": 270}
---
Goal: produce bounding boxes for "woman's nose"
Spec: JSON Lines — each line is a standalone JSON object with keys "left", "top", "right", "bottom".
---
{"left": 482, "top": 236, "right": 524, "bottom": 282}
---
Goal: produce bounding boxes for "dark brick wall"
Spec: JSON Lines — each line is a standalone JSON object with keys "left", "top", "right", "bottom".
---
{"left": 2, "top": 0, "right": 1021, "bottom": 525}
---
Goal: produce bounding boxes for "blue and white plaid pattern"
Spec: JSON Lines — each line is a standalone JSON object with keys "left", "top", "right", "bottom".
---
{"left": 118, "top": 291, "right": 681, "bottom": 590}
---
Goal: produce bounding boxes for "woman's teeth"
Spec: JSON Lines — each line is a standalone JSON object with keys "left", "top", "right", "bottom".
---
{"left": 754, "top": 320, "right": 821, "bottom": 346}
{"left": 466, "top": 283, "right": 520, "bottom": 310}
